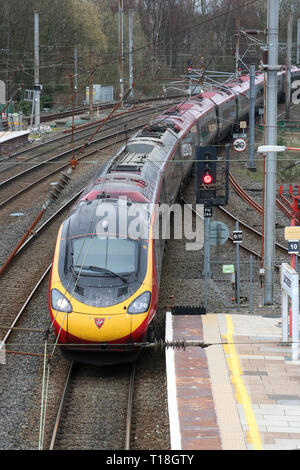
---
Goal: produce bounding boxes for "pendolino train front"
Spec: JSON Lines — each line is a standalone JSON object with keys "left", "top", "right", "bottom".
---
{"left": 49, "top": 191, "right": 155, "bottom": 365}
{"left": 48, "top": 116, "right": 196, "bottom": 365}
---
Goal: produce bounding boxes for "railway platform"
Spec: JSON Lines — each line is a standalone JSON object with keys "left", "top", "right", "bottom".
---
{"left": 0, "top": 130, "right": 30, "bottom": 154}
{"left": 166, "top": 310, "right": 300, "bottom": 450}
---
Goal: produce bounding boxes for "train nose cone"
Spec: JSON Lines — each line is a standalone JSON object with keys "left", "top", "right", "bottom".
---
{"left": 66, "top": 312, "right": 134, "bottom": 343}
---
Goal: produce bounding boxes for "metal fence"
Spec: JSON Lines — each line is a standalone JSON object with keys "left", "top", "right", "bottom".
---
{"left": 205, "top": 255, "right": 297, "bottom": 312}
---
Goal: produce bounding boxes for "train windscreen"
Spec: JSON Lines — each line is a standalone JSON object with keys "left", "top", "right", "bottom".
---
{"left": 71, "top": 236, "right": 138, "bottom": 275}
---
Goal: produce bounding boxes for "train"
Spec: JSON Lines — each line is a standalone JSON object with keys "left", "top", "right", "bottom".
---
{"left": 48, "top": 66, "right": 300, "bottom": 365}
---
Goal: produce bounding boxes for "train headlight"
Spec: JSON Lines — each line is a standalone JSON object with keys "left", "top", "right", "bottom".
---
{"left": 51, "top": 288, "right": 72, "bottom": 313}
{"left": 127, "top": 291, "right": 151, "bottom": 314}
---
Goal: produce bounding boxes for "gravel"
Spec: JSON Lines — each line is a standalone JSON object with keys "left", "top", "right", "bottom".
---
{"left": 0, "top": 103, "right": 298, "bottom": 449}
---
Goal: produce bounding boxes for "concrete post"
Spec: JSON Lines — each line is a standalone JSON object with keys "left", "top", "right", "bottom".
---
{"left": 129, "top": 9, "right": 134, "bottom": 98}
{"left": 235, "top": 221, "right": 241, "bottom": 311}
{"left": 74, "top": 48, "right": 78, "bottom": 106}
{"left": 297, "top": 19, "right": 300, "bottom": 64}
{"left": 119, "top": 0, "right": 124, "bottom": 105}
{"left": 203, "top": 213, "right": 211, "bottom": 310}
{"left": 34, "top": 11, "right": 40, "bottom": 131}
{"left": 263, "top": 0, "right": 279, "bottom": 305}
{"left": 285, "top": 11, "right": 293, "bottom": 119}
{"left": 88, "top": 50, "right": 94, "bottom": 119}
{"left": 248, "top": 64, "right": 256, "bottom": 170}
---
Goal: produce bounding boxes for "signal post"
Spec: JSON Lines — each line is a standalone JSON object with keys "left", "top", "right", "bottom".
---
{"left": 195, "top": 145, "right": 230, "bottom": 309}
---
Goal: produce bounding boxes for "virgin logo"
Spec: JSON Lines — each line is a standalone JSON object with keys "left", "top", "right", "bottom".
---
{"left": 94, "top": 318, "right": 105, "bottom": 329}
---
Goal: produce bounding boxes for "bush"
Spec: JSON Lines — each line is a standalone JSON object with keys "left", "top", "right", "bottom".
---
{"left": 17, "top": 100, "right": 32, "bottom": 116}
{"left": 41, "top": 94, "right": 54, "bottom": 109}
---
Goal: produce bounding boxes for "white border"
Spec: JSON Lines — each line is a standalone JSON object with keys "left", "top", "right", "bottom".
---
{"left": 165, "top": 311, "right": 182, "bottom": 450}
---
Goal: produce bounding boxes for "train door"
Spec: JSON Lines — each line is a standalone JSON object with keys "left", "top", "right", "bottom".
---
{"left": 154, "top": 177, "right": 168, "bottom": 287}
{"left": 198, "top": 109, "right": 218, "bottom": 145}
{"left": 218, "top": 98, "right": 237, "bottom": 139}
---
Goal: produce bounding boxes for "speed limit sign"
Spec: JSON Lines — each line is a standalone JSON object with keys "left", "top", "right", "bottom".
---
{"left": 233, "top": 137, "right": 247, "bottom": 152}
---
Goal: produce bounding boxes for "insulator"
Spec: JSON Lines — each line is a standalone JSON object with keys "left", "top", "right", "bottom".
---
{"left": 149, "top": 339, "right": 211, "bottom": 351}
{"left": 49, "top": 189, "right": 60, "bottom": 201}
{"left": 60, "top": 172, "right": 71, "bottom": 184}
{"left": 152, "top": 339, "right": 187, "bottom": 351}
{"left": 48, "top": 172, "right": 71, "bottom": 203}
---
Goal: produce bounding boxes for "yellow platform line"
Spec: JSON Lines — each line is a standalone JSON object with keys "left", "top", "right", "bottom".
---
{"left": 224, "top": 314, "right": 263, "bottom": 450}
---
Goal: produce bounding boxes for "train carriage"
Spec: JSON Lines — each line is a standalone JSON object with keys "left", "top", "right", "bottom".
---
{"left": 49, "top": 66, "right": 300, "bottom": 365}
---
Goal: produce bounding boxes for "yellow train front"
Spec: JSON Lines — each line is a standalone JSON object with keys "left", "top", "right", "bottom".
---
{"left": 48, "top": 194, "right": 158, "bottom": 365}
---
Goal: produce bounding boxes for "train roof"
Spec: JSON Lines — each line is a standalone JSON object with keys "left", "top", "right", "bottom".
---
{"left": 65, "top": 197, "right": 150, "bottom": 240}
{"left": 75, "top": 67, "right": 300, "bottom": 211}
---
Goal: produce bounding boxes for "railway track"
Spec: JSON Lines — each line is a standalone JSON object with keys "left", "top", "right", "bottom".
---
{"left": 48, "top": 361, "right": 135, "bottom": 450}
{"left": 0, "top": 98, "right": 181, "bottom": 177}
{"left": 0, "top": 104, "right": 155, "bottom": 177}
{"left": 182, "top": 198, "right": 263, "bottom": 261}
{"left": 21, "top": 93, "right": 185, "bottom": 128}
{"left": 0, "top": 98, "right": 173, "bottom": 450}
{"left": 0, "top": 123, "right": 140, "bottom": 210}
{"left": 182, "top": 196, "right": 295, "bottom": 272}
{"left": 179, "top": 172, "right": 289, "bottom": 310}
{"left": 218, "top": 205, "right": 291, "bottom": 255}
{"left": 0, "top": 102, "right": 172, "bottom": 181}
{"left": 0, "top": 101, "right": 179, "bottom": 213}
{"left": 230, "top": 171, "right": 298, "bottom": 224}
{"left": 0, "top": 190, "right": 82, "bottom": 345}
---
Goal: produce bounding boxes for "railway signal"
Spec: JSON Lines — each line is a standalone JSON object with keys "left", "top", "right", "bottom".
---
{"left": 195, "top": 146, "right": 216, "bottom": 193}
{"left": 195, "top": 145, "right": 229, "bottom": 206}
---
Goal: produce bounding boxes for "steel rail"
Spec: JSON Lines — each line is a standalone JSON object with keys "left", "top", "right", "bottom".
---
{"left": 229, "top": 172, "right": 262, "bottom": 214}
{"left": 49, "top": 360, "right": 137, "bottom": 450}
{"left": 182, "top": 198, "right": 267, "bottom": 262}
{"left": 17, "top": 190, "right": 83, "bottom": 255}
{"left": 183, "top": 199, "right": 295, "bottom": 272}
{"left": 182, "top": 198, "right": 261, "bottom": 256}
{"left": 0, "top": 118, "right": 149, "bottom": 191}
{"left": 0, "top": 125, "right": 141, "bottom": 210}
{"left": 125, "top": 362, "right": 136, "bottom": 450}
{"left": 1, "top": 266, "right": 51, "bottom": 345}
{"left": 218, "top": 205, "right": 292, "bottom": 255}
{"left": 2, "top": 99, "right": 180, "bottom": 171}
{"left": 21, "top": 94, "right": 185, "bottom": 127}
{"left": 0, "top": 192, "right": 83, "bottom": 340}
{"left": 230, "top": 171, "right": 298, "bottom": 222}
{"left": 49, "top": 362, "right": 75, "bottom": 450}
{"left": 0, "top": 100, "right": 179, "bottom": 199}
{"left": 5, "top": 104, "right": 152, "bottom": 162}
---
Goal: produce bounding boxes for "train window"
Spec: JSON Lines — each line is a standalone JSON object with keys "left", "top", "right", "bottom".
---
{"left": 71, "top": 236, "right": 138, "bottom": 275}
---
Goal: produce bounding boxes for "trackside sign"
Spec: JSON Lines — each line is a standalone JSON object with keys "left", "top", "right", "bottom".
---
{"left": 281, "top": 263, "right": 298, "bottom": 297}
{"left": 281, "top": 263, "right": 299, "bottom": 361}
